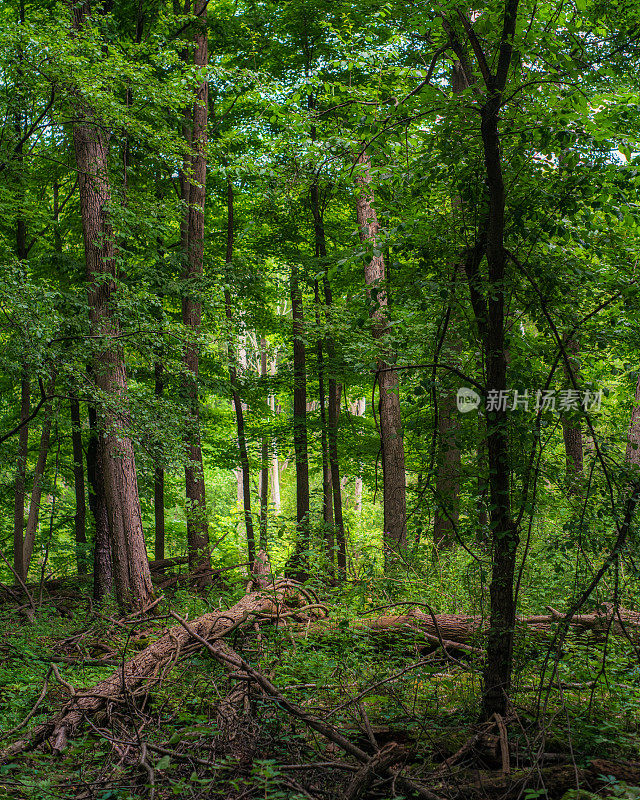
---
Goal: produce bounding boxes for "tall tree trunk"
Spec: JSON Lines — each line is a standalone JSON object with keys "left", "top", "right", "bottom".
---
{"left": 259, "top": 339, "right": 269, "bottom": 551}
{"left": 433, "top": 391, "right": 461, "bottom": 548}
{"left": 225, "top": 179, "right": 255, "bottom": 566}
{"left": 269, "top": 355, "right": 281, "bottom": 512}
{"left": 13, "top": 371, "right": 29, "bottom": 580}
{"left": 70, "top": 396, "right": 87, "bottom": 575}
{"left": 290, "top": 259, "right": 310, "bottom": 578}
{"left": 154, "top": 361, "right": 165, "bottom": 562}
{"left": 328, "top": 379, "right": 346, "bottom": 573}
{"left": 353, "top": 398, "right": 365, "bottom": 512}
{"left": 355, "top": 152, "right": 407, "bottom": 562}
{"left": 315, "top": 281, "right": 334, "bottom": 567}
{"left": 474, "top": 0, "right": 520, "bottom": 720}
{"left": 87, "top": 400, "right": 112, "bottom": 602}
{"left": 561, "top": 337, "right": 583, "bottom": 494}
{"left": 71, "top": 5, "right": 154, "bottom": 610}
{"left": 22, "top": 375, "right": 56, "bottom": 580}
{"left": 180, "top": 0, "right": 211, "bottom": 574}
{"left": 314, "top": 278, "right": 334, "bottom": 536}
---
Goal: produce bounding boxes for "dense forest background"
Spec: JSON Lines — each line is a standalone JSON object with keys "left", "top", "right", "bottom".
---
{"left": 2, "top": 0, "right": 640, "bottom": 798}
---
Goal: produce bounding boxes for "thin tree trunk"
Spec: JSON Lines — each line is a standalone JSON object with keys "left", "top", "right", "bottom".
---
{"left": 561, "top": 337, "right": 583, "bottom": 493}
{"left": 154, "top": 361, "right": 165, "bottom": 562}
{"left": 70, "top": 396, "right": 87, "bottom": 575}
{"left": 475, "top": 0, "right": 520, "bottom": 720}
{"left": 433, "top": 391, "right": 461, "bottom": 548}
{"left": 269, "top": 356, "right": 281, "bottom": 512}
{"left": 259, "top": 339, "right": 269, "bottom": 550}
{"left": 315, "top": 280, "right": 334, "bottom": 565}
{"left": 355, "top": 152, "right": 407, "bottom": 561}
{"left": 354, "top": 398, "right": 365, "bottom": 512}
{"left": 290, "top": 258, "right": 310, "bottom": 578}
{"left": 328, "top": 380, "right": 346, "bottom": 573}
{"left": 71, "top": 4, "right": 154, "bottom": 610}
{"left": 13, "top": 371, "right": 29, "bottom": 580}
{"left": 225, "top": 179, "right": 255, "bottom": 566}
{"left": 22, "top": 375, "right": 56, "bottom": 580}
{"left": 87, "top": 400, "right": 112, "bottom": 601}
{"left": 180, "top": 0, "right": 211, "bottom": 574}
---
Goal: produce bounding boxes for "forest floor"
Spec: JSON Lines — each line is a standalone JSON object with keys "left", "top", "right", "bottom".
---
{"left": 1, "top": 566, "right": 640, "bottom": 800}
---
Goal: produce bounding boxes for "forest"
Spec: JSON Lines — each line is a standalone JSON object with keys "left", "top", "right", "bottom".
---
{"left": 1, "top": 0, "right": 640, "bottom": 798}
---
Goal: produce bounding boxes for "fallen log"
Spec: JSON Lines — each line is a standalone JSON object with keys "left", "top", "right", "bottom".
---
{"left": 0, "top": 552, "right": 317, "bottom": 761}
{"left": 300, "top": 605, "right": 640, "bottom": 648}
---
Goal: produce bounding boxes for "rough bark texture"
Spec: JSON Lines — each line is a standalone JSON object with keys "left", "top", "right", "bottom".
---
{"left": 180, "top": 0, "right": 210, "bottom": 573}
{"left": 355, "top": 152, "right": 407, "bottom": 559}
{"left": 71, "top": 19, "right": 154, "bottom": 610}
{"left": 475, "top": 0, "right": 521, "bottom": 720}
{"left": 22, "top": 375, "right": 56, "bottom": 580}
{"left": 13, "top": 371, "right": 29, "bottom": 580}
{"left": 87, "top": 400, "right": 112, "bottom": 602}
{"left": 69, "top": 396, "right": 87, "bottom": 575}
{"left": 225, "top": 180, "right": 255, "bottom": 566}
{"left": 626, "top": 372, "right": 640, "bottom": 466}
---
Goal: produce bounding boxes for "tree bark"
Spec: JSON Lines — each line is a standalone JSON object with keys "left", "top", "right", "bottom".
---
{"left": 22, "top": 375, "right": 56, "bottom": 580}
{"left": 154, "top": 361, "right": 165, "bottom": 562}
{"left": 626, "top": 372, "right": 640, "bottom": 466}
{"left": 473, "top": 0, "right": 521, "bottom": 720}
{"left": 180, "top": 0, "right": 211, "bottom": 574}
{"left": 354, "top": 398, "right": 365, "bottom": 512}
{"left": 13, "top": 371, "right": 29, "bottom": 581}
{"left": 259, "top": 338, "right": 269, "bottom": 550}
{"left": 69, "top": 396, "right": 87, "bottom": 575}
{"left": 225, "top": 179, "right": 255, "bottom": 566}
{"left": 71, "top": 5, "right": 154, "bottom": 610}
{"left": 355, "top": 152, "right": 407, "bottom": 561}
{"left": 290, "top": 258, "right": 310, "bottom": 578}
{"left": 269, "top": 355, "right": 281, "bottom": 511}
{"left": 87, "top": 400, "right": 112, "bottom": 602}
{"left": 311, "top": 180, "right": 347, "bottom": 574}
{"left": 433, "top": 391, "right": 461, "bottom": 548}
{"left": 315, "top": 280, "right": 334, "bottom": 546}
{"left": 561, "top": 337, "right": 583, "bottom": 492}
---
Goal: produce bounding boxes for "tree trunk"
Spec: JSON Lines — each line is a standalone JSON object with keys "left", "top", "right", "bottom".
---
{"left": 69, "top": 396, "right": 87, "bottom": 575}
{"left": 561, "top": 337, "right": 583, "bottom": 493}
{"left": 474, "top": 0, "right": 520, "bottom": 720}
{"left": 154, "top": 361, "right": 165, "bottom": 562}
{"left": 355, "top": 152, "right": 407, "bottom": 561}
{"left": 354, "top": 398, "right": 365, "bottom": 512}
{"left": 290, "top": 259, "right": 310, "bottom": 578}
{"left": 626, "top": 372, "right": 640, "bottom": 466}
{"left": 315, "top": 280, "right": 334, "bottom": 546}
{"left": 269, "top": 355, "right": 281, "bottom": 512}
{"left": 87, "top": 400, "right": 112, "bottom": 602}
{"left": 433, "top": 391, "right": 461, "bottom": 548}
{"left": 259, "top": 339, "right": 269, "bottom": 550}
{"left": 13, "top": 371, "right": 29, "bottom": 580}
{"left": 71, "top": 7, "right": 154, "bottom": 610}
{"left": 180, "top": 0, "right": 210, "bottom": 574}
{"left": 225, "top": 179, "right": 255, "bottom": 566}
{"left": 22, "top": 375, "right": 56, "bottom": 580}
